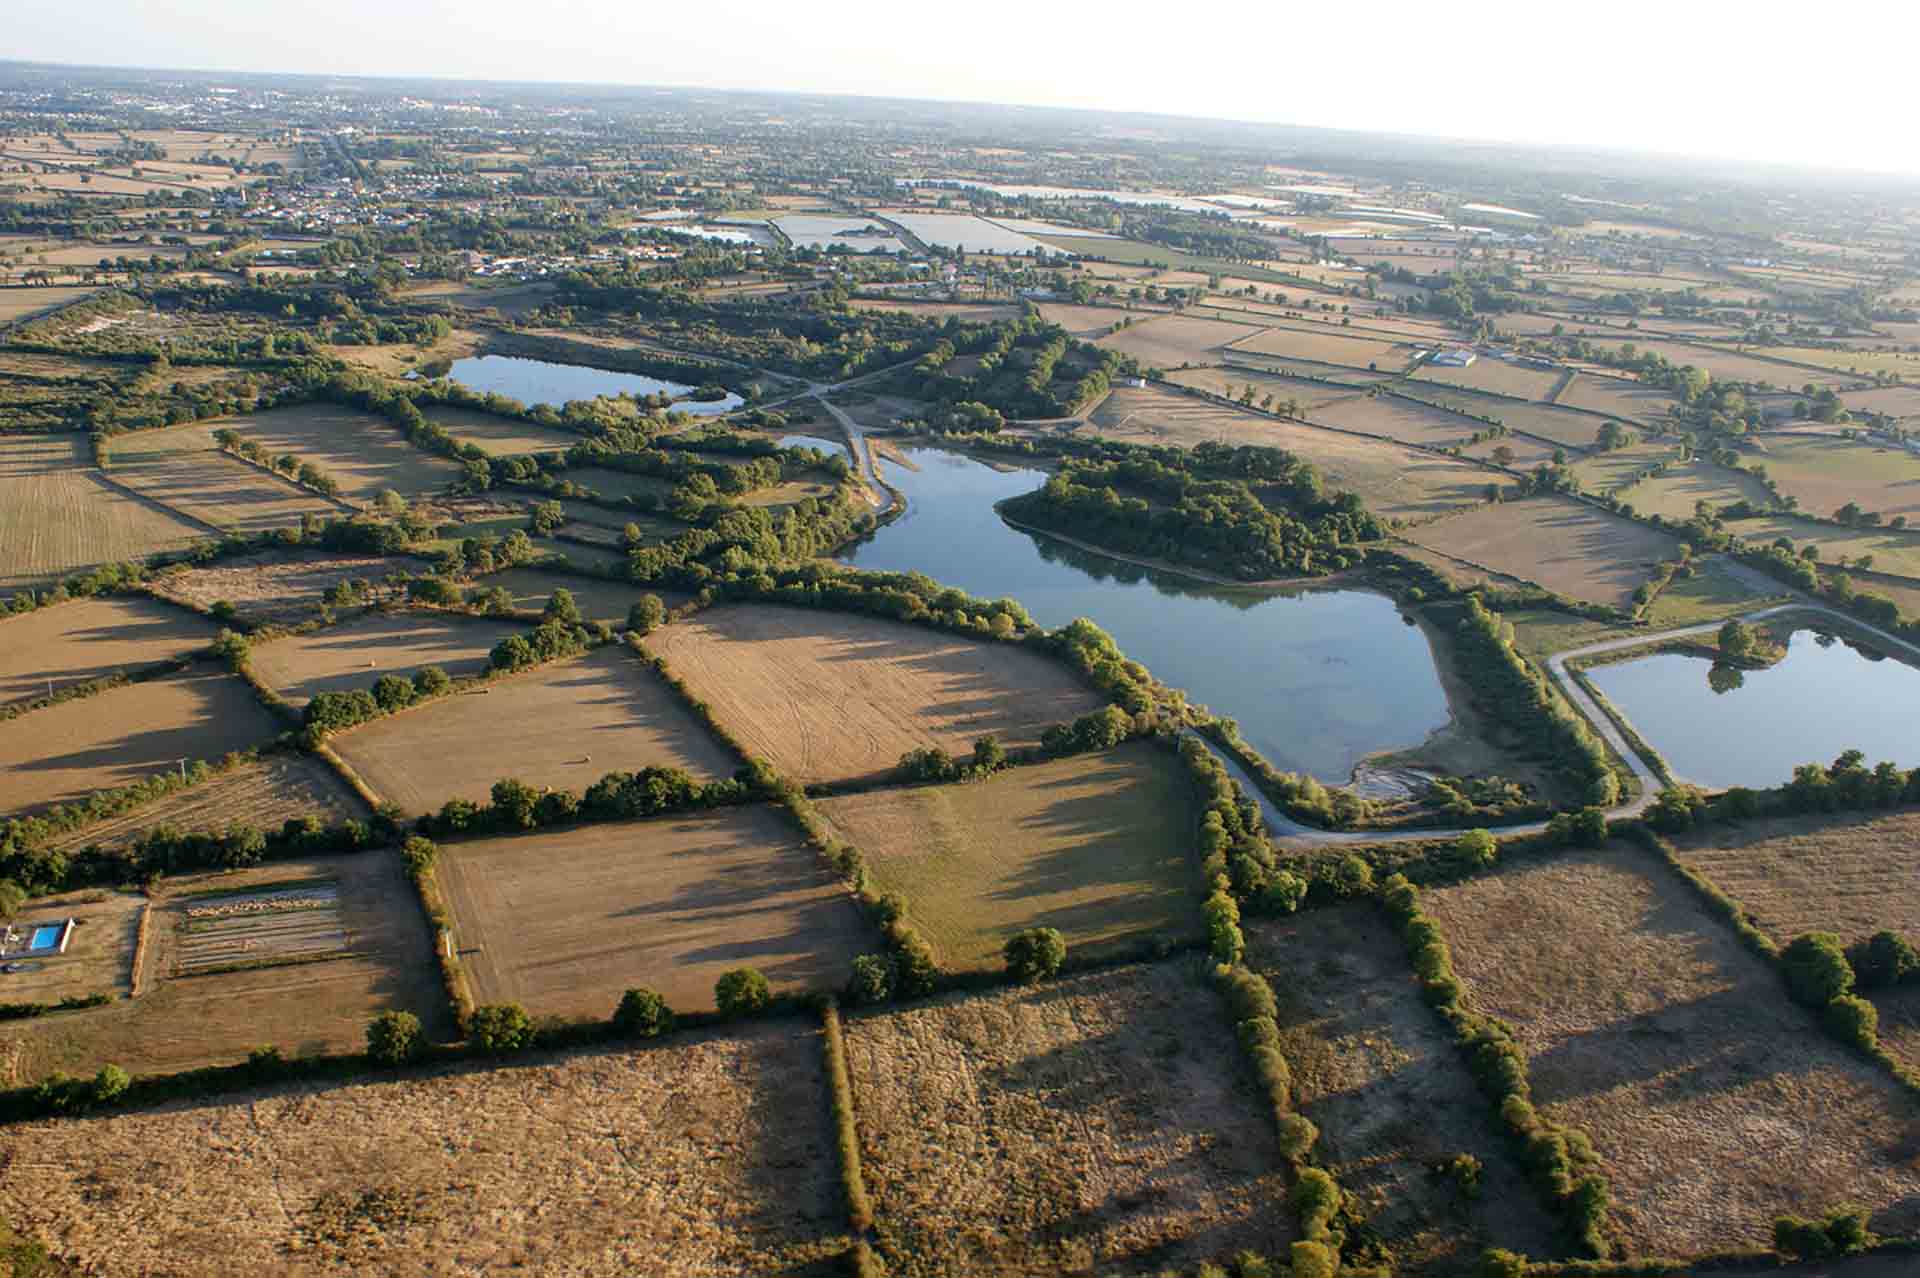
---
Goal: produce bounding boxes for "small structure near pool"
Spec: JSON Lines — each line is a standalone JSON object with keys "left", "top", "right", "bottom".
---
{"left": 2, "top": 918, "right": 75, "bottom": 958}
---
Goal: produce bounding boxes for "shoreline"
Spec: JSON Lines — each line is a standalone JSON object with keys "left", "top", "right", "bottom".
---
{"left": 994, "top": 507, "right": 1349, "bottom": 593}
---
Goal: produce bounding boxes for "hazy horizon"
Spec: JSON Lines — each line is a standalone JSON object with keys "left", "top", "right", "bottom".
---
{"left": 8, "top": 0, "right": 1911, "bottom": 178}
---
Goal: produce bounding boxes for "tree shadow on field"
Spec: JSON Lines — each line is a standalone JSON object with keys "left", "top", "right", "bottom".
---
{"left": 0, "top": 606, "right": 210, "bottom": 701}
{"left": 735, "top": 1020, "right": 845, "bottom": 1272}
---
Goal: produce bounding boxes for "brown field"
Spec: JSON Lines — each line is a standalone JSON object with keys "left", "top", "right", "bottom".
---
{"left": 1459, "top": 432, "right": 1563, "bottom": 470}
{"left": 109, "top": 451, "right": 342, "bottom": 533}
{"left": 0, "top": 852, "right": 447, "bottom": 1083}
{"left": 1567, "top": 439, "right": 1676, "bottom": 497}
{"left": 847, "top": 298, "right": 1022, "bottom": 323}
{"left": 41, "top": 753, "right": 367, "bottom": 856}
{"left": 146, "top": 550, "right": 398, "bottom": 625}
{"left": 0, "top": 887, "right": 144, "bottom": 1006}
{"left": 0, "top": 285, "right": 100, "bottom": 322}
{"left": 1163, "top": 366, "right": 1363, "bottom": 411}
{"left": 332, "top": 645, "right": 733, "bottom": 814}
{"left": 1841, "top": 385, "right": 1920, "bottom": 420}
{"left": 0, "top": 1020, "right": 846, "bottom": 1277}
{"left": 1619, "top": 460, "right": 1772, "bottom": 520}
{"left": 1751, "top": 434, "right": 1920, "bottom": 519}
{"left": 1032, "top": 302, "right": 1136, "bottom": 337}
{"left": 0, "top": 668, "right": 284, "bottom": 818}
{"left": 1556, "top": 372, "right": 1681, "bottom": 423}
{"left": 1094, "top": 314, "right": 1261, "bottom": 368}
{"left": 439, "top": 806, "right": 867, "bottom": 1016}
{"left": 1726, "top": 514, "right": 1920, "bottom": 580}
{"left": 1249, "top": 905, "right": 1555, "bottom": 1268}
{"left": 843, "top": 961, "right": 1294, "bottom": 1277}
{"left": 1224, "top": 326, "right": 1410, "bottom": 371}
{"left": 1310, "top": 393, "right": 1484, "bottom": 447}
{"left": 1411, "top": 359, "right": 1563, "bottom": 402}
{"left": 248, "top": 613, "right": 525, "bottom": 706}
{"left": 1582, "top": 338, "right": 1838, "bottom": 389}
{"left": 1422, "top": 847, "right": 1920, "bottom": 1256}
{"left": 552, "top": 464, "right": 674, "bottom": 503}
{"left": 210, "top": 404, "right": 461, "bottom": 498}
{"left": 1410, "top": 497, "right": 1678, "bottom": 607}
{"left": 0, "top": 595, "right": 215, "bottom": 705}
{"left": 0, "top": 435, "right": 204, "bottom": 594}
{"left": 469, "top": 567, "right": 689, "bottom": 624}
{"left": 817, "top": 744, "right": 1200, "bottom": 970}
{"left": 422, "top": 404, "right": 579, "bottom": 454}
{"left": 643, "top": 605, "right": 1103, "bottom": 786}
{"left": 1672, "top": 809, "right": 1920, "bottom": 947}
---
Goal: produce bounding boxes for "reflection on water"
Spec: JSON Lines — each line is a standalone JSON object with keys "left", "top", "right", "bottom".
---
{"left": 442, "top": 355, "right": 745, "bottom": 415}
{"left": 841, "top": 443, "right": 1450, "bottom": 782}
{"left": 1588, "top": 626, "right": 1920, "bottom": 788}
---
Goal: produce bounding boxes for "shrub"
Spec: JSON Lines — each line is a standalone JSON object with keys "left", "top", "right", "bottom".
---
{"left": 1782, "top": 931, "right": 1854, "bottom": 1007}
{"left": 1824, "top": 994, "right": 1880, "bottom": 1052}
{"left": 1479, "top": 1248, "right": 1529, "bottom": 1278}
{"left": 469, "top": 1003, "right": 536, "bottom": 1054}
{"left": 1292, "top": 1166, "right": 1342, "bottom": 1240}
{"left": 400, "top": 835, "right": 439, "bottom": 876}
{"left": 845, "top": 953, "right": 896, "bottom": 1005}
{"left": 372, "top": 673, "right": 416, "bottom": 712}
{"left": 1204, "top": 885, "right": 1245, "bottom": 965}
{"left": 1848, "top": 930, "right": 1920, "bottom": 989}
{"left": 1774, "top": 1205, "right": 1876, "bottom": 1259}
{"left": 91, "top": 1063, "right": 130, "bottom": 1105}
{"left": 613, "top": 988, "right": 674, "bottom": 1038}
{"left": 628, "top": 594, "right": 667, "bottom": 635}
{"left": 413, "top": 665, "right": 452, "bottom": 698}
{"left": 715, "top": 967, "right": 772, "bottom": 1017}
{"left": 1003, "top": 927, "right": 1067, "bottom": 984}
{"left": 1275, "top": 1113, "right": 1319, "bottom": 1159}
{"left": 1289, "top": 1242, "right": 1338, "bottom": 1278}
{"left": 366, "top": 1010, "right": 422, "bottom": 1065}
{"left": 1456, "top": 828, "right": 1497, "bottom": 869}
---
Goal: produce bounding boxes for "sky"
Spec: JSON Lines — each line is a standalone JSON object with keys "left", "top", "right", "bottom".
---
{"left": 11, "top": 0, "right": 1914, "bottom": 176}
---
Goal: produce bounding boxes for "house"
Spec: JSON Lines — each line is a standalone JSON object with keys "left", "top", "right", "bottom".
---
{"left": 1430, "top": 348, "right": 1477, "bottom": 368}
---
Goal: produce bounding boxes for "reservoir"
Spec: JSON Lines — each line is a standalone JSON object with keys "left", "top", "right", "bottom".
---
{"left": 444, "top": 355, "right": 745, "bottom": 416}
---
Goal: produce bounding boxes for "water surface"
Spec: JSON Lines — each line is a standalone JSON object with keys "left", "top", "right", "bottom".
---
{"left": 445, "top": 355, "right": 744, "bottom": 416}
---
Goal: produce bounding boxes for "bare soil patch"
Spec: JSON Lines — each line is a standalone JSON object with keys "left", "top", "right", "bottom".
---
{"left": 818, "top": 744, "right": 1200, "bottom": 970}
{"left": 248, "top": 612, "right": 525, "bottom": 706}
{"left": 0, "top": 595, "right": 215, "bottom": 706}
{"left": 843, "top": 960, "right": 1293, "bottom": 1277}
{"left": 0, "top": 1020, "right": 846, "bottom": 1276}
{"left": 440, "top": 805, "right": 867, "bottom": 1016}
{"left": 1249, "top": 904, "right": 1556, "bottom": 1267}
{"left": 1420, "top": 847, "right": 1920, "bottom": 1256}
{"left": 646, "top": 605, "right": 1100, "bottom": 786}
{"left": 332, "top": 646, "right": 733, "bottom": 815}
{"left": 1410, "top": 497, "right": 1677, "bottom": 607}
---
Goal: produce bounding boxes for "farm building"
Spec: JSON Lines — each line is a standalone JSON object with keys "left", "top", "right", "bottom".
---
{"left": 1430, "top": 348, "right": 1478, "bottom": 367}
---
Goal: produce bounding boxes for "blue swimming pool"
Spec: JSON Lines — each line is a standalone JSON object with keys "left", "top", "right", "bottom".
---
{"left": 26, "top": 924, "right": 63, "bottom": 953}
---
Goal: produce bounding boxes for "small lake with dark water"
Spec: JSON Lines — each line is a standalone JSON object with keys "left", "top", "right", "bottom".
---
{"left": 443, "top": 355, "right": 745, "bottom": 416}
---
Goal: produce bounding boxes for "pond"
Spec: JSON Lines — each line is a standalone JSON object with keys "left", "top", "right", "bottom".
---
{"left": 840, "top": 444, "right": 1451, "bottom": 783}
{"left": 444, "top": 355, "right": 744, "bottom": 416}
{"left": 1584, "top": 625, "right": 1920, "bottom": 789}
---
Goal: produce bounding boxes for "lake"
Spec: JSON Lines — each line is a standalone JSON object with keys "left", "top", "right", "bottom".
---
{"left": 445, "top": 355, "right": 744, "bottom": 416}
{"left": 840, "top": 444, "right": 1450, "bottom": 783}
{"left": 1585, "top": 626, "right": 1920, "bottom": 788}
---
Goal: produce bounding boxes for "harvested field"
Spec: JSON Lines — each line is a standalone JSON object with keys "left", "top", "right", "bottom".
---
{"left": 422, "top": 405, "right": 579, "bottom": 454}
{"left": 146, "top": 550, "right": 396, "bottom": 625}
{"left": 1583, "top": 338, "right": 1834, "bottom": 389}
{"left": 1224, "top": 326, "right": 1409, "bottom": 371}
{"left": 1671, "top": 809, "right": 1920, "bottom": 947}
{"left": 1841, "top": 385, "right": 1920, "bottom": 420}
{"left": 1094, "top": 314, "right": 1259, "bottom": 368}
{"left": 1032, "top": 302, "right": 1135, "bottom": 337}
{"left": 1618, "top": 460, "right": 1770, "bottom": 520}
{"left": 557, "top": 465, "right": 673, "bottom": 503}
{"left": 440, "top": 806, "right": 867, "bottom": 1016}
{"left": 1568, "top": 440, "right": 1677, "bottom": 497}
{"left": 1163, "top": 365, "right": 1362, "bottom": 411}
{"left": 0, "top": 595, "right": 215, "bottom": 706}
{"left": 212, "top": 404, "right": 461, "bottom": 498}
{"left": 817, "top": 744, "right": 1199, "bottom": 970}
{"left": 1557, "top": 372, "right": 1680, "bottom": 423}
{"left": 1249, "top": 904, "right": 1555, "bottom": 1268}
{"left": 1726, "top": 514, "right": 1920, "bottom": 580}
{"left": 1421, "top": 847, "right": 1920, "bottom": 1256}
{"left": 41, "top": 753, "right": 367, "bottom": 855}
{"left": 848, "top": 299, "right": 1021, "bottom": 324}
{"left": 247, "top": 612, "right": 525, "bottom": 706}
{"left": 1411, "top": 359, "right": 1563, "bottom": 402}
{"left": 0, "top": 1021, "right": 845, "bottom": 1277}
{"left": 0, "top": 435, "right": 203, "bottom": 594}
{"left": 0, "top": 888, "right": 143, "bottom": 1005}
{"left": 843, "top": 961, "right": 1293, "bottom": 1277}
{"left": 1310, "top": 393, "right": 1484, "bottom": 447}
{"left": 0, "top": 853, "right": 447, "bottom": 1082}
{"left": 1752, "top": 433, "right": 1920, "bottom": 519}
{"left": 1459, "top": 432, "right": 1562, "bottom": 470}
{"left": 469, "top": 567, "right": 688, "bottom": 624}
{"left": 108, "top": 451, "right": 341, "bottom": 533}
{"left": 643, "top": 605, "right": 1102, "bottom": 786}
{"left": 1410, "top": 497, "right": 1678, "bottom": 607}
{"left": 331, "top": 645, "right": 733, "bottom": 814}
{"left": 0, "top": 669, "right": 283, "bottom": 819}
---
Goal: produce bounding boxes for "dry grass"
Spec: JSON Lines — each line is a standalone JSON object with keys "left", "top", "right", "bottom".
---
{"left": 0, "top": 668, "right": 284, "bottom": 819}
{"left": 1095, "top": 315, "right": 1261, "bottom": 368}
{"left": 0, "top": 286, "right": 99, "bottom": 321}
{"left": 843, "top": 961, "right": 1294, "bottom": 1276}
{"left": 644, "top": 605, "right": 1101, "bottom": 786}
{"left": 1410, "top": 497, "right": 1678, "bottom": 607}
{"left": 439, "top": 805, "right": 868, "bottom": 1015}
{"left": 0, "top": 852, "right": 447, "bottom": 1082}
{"left": 332, "top": 645, "right": 734, "bottom": 815}
{"left": 146, "top": 550, "right": 395, "bottom": 625}
{"left": 1421, "top": 847, "right": 1920, "bottom": 1256}
{"left": 108, "top": 452, "right": 341, "bottom": 533}
{"left": 1841, "top": 386, "right": 1920, "bottom": 421}
{"left": 1411, "top": 360, "right": 1563, "bottom": 402}
{"left": 1224, "top": 326, "right": 1411, "bottom": 371}
{"left": 1407, "top": 389, "right": 1623, "bottom": 449}
{"left": 1751, "top": 434, "right": 1920, "bottom": 519}
{"left": 1162, "top": 366, "right": 1360, "bottom": 411}
{"left": 468, "top": 567, "right": 689, "bottom": 625}
{"left": 1724, "top": 513, "right": 1920, "bottom": 580}
{"left": 422, "top": 404, "right": 579, "bottom": 455}
{"left": 1619, "top": 460, "right": 1771, "bottom": 520}
{"left": 0, "top": 435, "right": 203, "bottom": 594}
{"left": 1032, "top": 302, "right": 1135, "bottom": 337}
{"left": 0, "top": 887, "right": 144, "bottom": 1005}
{"left": 817, "top": 744, "right": 1200, "bottom": 970}
{"left": 209, "top": 404, "right": 461, "bottom": 499}
{"left": 1249, "top": 904, "right": 1556, "bottom": 1267}
{"left": 247, "top": 613, "right": 525, "bottom": 707}
{"left": 1311, "top": 394, "right": 1485, "bottom": 448}
{"left": 1556, "top": 373, "right": 1681, "bottom": 423}
{"left": 40, "top": 754, "right": 367, "bottom": 855}
{"left": 0, "top": 595, "right": 215, "bottom": 706}
{"left": 0, "top": 1020, "right": 846, "bottom": 1277}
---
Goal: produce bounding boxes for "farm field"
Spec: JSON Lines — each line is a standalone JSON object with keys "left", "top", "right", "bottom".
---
{"left": 1582, "top": 338, "right": 1842, "bottom": 389}
{"left": 439, "top": 806, "right": 867, "bottom": 1016}
{"left": 1224, "top": 326, "right": 1409, "bottom": 371}
{"left": 0, "top": 853, "right": 447, "bottom": 1082}
{"left": 0, "top": 435, "right": 204, "bottom": 594}
{"left": 1556, "top": 372, "right": 1680, "bottom": 422}
{"left": 0, "top": 668, "right": 283, "bottom": 818}
{"left": 1840, "top": 385, "right": 1920, "bottom": 420}
{"left": 470, "top": 567, "right": 687, "bottom": 624}
{"left": 1419, "top": 394, "right": 1623, "bottom": 451}
{"left": 247, "top": 612, "right": 524, "bottom": 706}
{"left": 1459, "top": 431, "right": 1562, "bottom": 470}
{"left": 1618, "top": 459, "right": 1771, "bottom": 519}
{"left": 1410, "top": 358, "right": 1564, "bottom": 402}
{"left": 0, "top": 1020, "right": 846, "bottom": 1276}
{"left": 421, "top": 404, "right": 579, "bottom": 454}
{"left": 817, "top": 744, "right": 1199, "bottom": 970}
{"left": 145, "top": 550, "right": 395, "bottom": 624}
{"left": 41, "top": 753, "right": 367, "bottom": 855}
{"left": 1421, "top": 847, "right": 1920, "bottom": 1256}
{"left": 1309, "top": 392, "right": 1486, "bottom": 447}
{"left": 556, "top": 464, "right": 674, "bottom": 503}
{"left": 1751, "top": 433, "right": 1920, "bottom": 519}
{"left": 842, "top": 961, "right": 1294, "bottom": 1277}
{"left": 1725, "top": 513, "right": 1920, "bottom": 579}
{"left": 0, "top": 594, "right": 215, "bottom": 705}
{"left": 1094, "top": 314, "right": 1260, "bottom": 368}
{"left": 0, "top": 887, "right": 144, "bottom": 1006}
{"left": 1760, "top": 346, "right": 1920, "bottom": 378}
{"left": 209, "top": 404, "right": 461, "bottom": 498}
{"left": 1032, "top": 301, "right": 1135, "bottom": 337}
{"left": 1410, "top": 497, "right": 1678, "bottom": 607}
{"left": 643, "top": 605, "right": 1102, "bottom": 786}
{"left": 1163, "top": 365, "right": 1361, "bottom": 410}
{"left": 331, "top": 645, "right": 734, "bottom": 814}
{"left": 0, "top": 285, "right": 100, "bottom": 321}
{"left": 1249, "top": 904, "right": 1555, "bottom": 1269}
{"left": 107, "top": 450, "right": 342, "bottom": 533}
